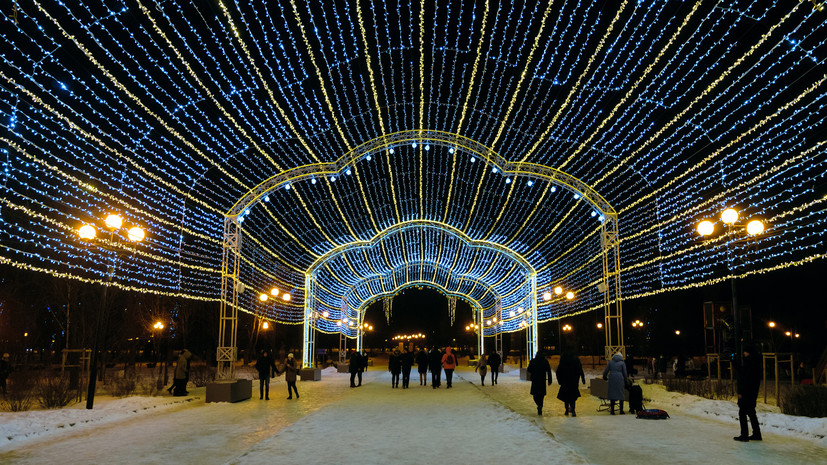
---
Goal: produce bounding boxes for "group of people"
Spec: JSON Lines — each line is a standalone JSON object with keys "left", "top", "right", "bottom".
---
{"left": 526, "top": 351, "right": 586, "bottom": 416}
{"left": 254, "top": 350, "right": 300, "bottom": 400}
{"left": 386, "top": 346, "right": 477, "bottom": 389}
{"left": 473, "top": 350, "right": 502, "bottom": 386}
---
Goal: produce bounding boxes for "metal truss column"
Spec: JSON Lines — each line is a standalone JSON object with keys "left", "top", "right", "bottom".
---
{"left": 601, "top": 215, "right": 624, "bottom": 360}
{"left": 302, "top": 274, "right": 315, "bottom": 368}
{"left": 217, "top": 217, "right": 241, "bottom": 380}
{"left": 476, "top": 306, "right": 484, "bottom": 358}
{"left": 494, "top": 300, "right": 503, "bottom": 358}
{"left": 356, "top": 308, "right": 364, "bottom": 354}
{"left": 527, "top": 273, "right": 538, "bottom": 358}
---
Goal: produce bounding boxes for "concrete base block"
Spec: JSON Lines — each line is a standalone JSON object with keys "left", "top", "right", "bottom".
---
{"left": 337, "top": 363, "right": 350, "bottom": 373}
{"left": 206, "top": 379, "right": 252, "bottom": 403}
{"left": 300, "top": 368, "right": 321, "bottom": 381}
{"left": 520, "top": 368, "right": 529, "bottom": 381}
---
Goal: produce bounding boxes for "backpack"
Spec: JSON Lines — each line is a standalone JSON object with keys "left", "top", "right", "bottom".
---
{"left": 447, "top": 354, "right": 455, "bottom": 365}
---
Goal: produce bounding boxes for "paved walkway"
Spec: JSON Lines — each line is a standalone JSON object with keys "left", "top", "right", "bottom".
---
{"left": 1, "top": 368, "right": 824, "bottom": 465}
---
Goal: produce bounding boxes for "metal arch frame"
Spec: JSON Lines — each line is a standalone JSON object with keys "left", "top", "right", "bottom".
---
{"left": 222, "top": 130, "right": 624, "bottom": 372}
{"left": 226, "top": 130, "right": 617, "bottom": 219}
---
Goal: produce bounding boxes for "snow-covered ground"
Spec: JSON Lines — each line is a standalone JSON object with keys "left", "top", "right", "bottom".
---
{"left": 1, "top": 365, "right": 824, "bottom": 464}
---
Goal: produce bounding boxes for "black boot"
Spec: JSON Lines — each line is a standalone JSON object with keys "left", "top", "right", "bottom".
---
{"left": 610, "top": 400, "right": 616, "bottom": 415}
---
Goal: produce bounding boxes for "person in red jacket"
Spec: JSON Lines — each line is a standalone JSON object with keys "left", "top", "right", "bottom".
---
{"left": 441, "top": 347, "right": 458, "bottom": 388}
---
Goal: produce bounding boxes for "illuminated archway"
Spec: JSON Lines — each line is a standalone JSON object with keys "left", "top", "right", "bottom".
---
{"left": 218, "top": 131, "right": 622, "bottom": 378}
{"left": 299, "top": 221, "right": 540, "bottom": 367}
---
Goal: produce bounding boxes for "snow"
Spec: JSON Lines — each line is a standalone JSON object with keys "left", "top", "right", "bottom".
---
{"left": 1, "top": 364, "right": 825, "bottom": 464}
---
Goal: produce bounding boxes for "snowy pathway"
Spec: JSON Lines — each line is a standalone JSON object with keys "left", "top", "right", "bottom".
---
{"left": 1, "top": 366, "right": 825, "bottom": 465}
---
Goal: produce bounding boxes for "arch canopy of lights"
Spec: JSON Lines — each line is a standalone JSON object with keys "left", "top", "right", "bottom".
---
{"left": 1, "top": 1, "right": 824, "bottom": 338}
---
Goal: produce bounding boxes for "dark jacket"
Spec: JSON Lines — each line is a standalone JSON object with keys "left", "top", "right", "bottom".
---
{"left": 174, "top": 349, "right": 192, "bottom": 380}
{"left": 556, "top": 354, "right": 585, "bottom": 402}
{"left": 527, "top": 354, "right": 553, "bottom": 396}
{"left": 488, "top": 351, "right": 502, "bottom": 373}
{"left": 400, "top": 351, "right": 414, "bottom": 370}
{"left": 416, "top": 350, "right": 429, "bottom": 372}
{"left": 428, "top": 349, "right": 443, "bottom": 372}
{"left": 282, "top": 356, "right": 299, "bottom": 382}
{"left": 255, "top": 353, "right": 277, "bottom": 378}
{"left": 388, "top": 351, "right": 402, "bottom": 374}
{"left": 737, "top": 353, "right": 761, "bottom": 400}
{"left": 349, "top": 352, "right": 362, "bottom": 374}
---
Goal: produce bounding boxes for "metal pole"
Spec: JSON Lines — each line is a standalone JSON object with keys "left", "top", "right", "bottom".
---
{"left": 86, "top": 267, "right": 113, "bottom": 409}
{"left": 731, "top": 277, "right": 742, "bottom": 366}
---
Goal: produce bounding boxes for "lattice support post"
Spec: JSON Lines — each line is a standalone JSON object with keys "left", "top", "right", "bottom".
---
{"left": 527, "top": 273, "right": 538, "bottom": 358}
{"left": 601, "top": 215, "right": 624, "bottom": 360}
{"left": 356, "top": 307, "right": 364, "bottom": 354}
{"left": 217, "top": 217, "right": 241, "bottom": 380}
{"left": 302, "top": 274, "right": 315, "bottom": 368}
{"left": 476, "top": 306, "right": 484, "bottom": 358}
{"left": 494, "top": 300, "right": 503, "bottom": 358}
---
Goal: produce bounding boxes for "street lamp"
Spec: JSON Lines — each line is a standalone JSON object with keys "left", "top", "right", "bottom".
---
{"left": 78, "top": 213, "right": 145, "bottom": 409}
{"left": 696, "top": 207, "right": 765, "bottom": 364}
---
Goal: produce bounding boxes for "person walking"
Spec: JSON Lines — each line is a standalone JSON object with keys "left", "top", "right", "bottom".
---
{"left": 255, "top": 349, "right": 277, "bottom": 400}
{"left": 400, "top": 347, "right": 414, "bottom": 388}
{"left": 475, "top": 354, "right": 488, "bottom": 386}
{"left": 416, "top": 347, "right": 429, "bottom": 386}
{"left": 389, "top": 349, "right": 402, "bottom": 388}
{"left": 441, "top": 347, "right": 458, "bottom": 388}
{"left": 428, "top": 347, "right": 443, "bottom": 388}
{"left": 280, "top": 353, "right": 299, "bottom": 399}
{"left": 602, "top": 352, "right": 628, "bottom": 414}
{"left": 734, "top": 345, "right": 762, "bottom": 441}
{"left": 0, "top": 353, "right": 12, "bottom": 395}
{"left": 172, "top": 348, "right": 192, "bottom": 396}
{"left": 556, "top": 351, "right": 586, "bottom": 416}
{"left": 488, "top": 350, "right": 501, "bottom": 385}
{"left": 349, "top": 350, "right": 362, "bottom": 387}
{"left": 527, "top": 351, "right": 553, "bottom": 415}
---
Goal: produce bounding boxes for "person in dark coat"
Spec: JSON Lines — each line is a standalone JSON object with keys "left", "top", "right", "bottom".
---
{"left": 556, "top": 352, "right": 586, "bottom": 416}
{"left": 0, "top": 353, "right": 12, "bottom": 395}
{"left": 488, "top": 350, "right": 502, "bottom": 385}
{"left": 388, "top": 349, "right": 402, "bottom": 388}
{"left": 172, "top": 349, "right": 192, "bottom": 396}
{"left": 527, "top": 351, "right": 553, "bottom": 415}
{"left": 602, "top": 352, "right": 628, "bottom": 414}
{"left": 416, "top": 348, "right": 429, "bottom": 386}
{"left": 734, "top": 345, "right": 762, "bottom": 441}
{"left": 349, "top": 350, "right": 362, "bottom": 387}
{"left": 400, "top": 348, "right": 414, "bottom": 388}
{"left": 280, "top": 353, "right": 299, "bottom": 399}
{"left": 428, "top": 347, "right": 443, "bottom": 388}
{"left": 254, "top": 349, "right": 277, "bottom": 400}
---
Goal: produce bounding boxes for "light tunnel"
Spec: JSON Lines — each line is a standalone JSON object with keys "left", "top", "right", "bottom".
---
{"left": 222, "top": 132, "right": 623, "bottom": 369}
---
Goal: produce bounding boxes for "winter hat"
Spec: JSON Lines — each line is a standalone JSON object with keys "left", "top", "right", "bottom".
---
{"left": 287, "top": 353, "right": 294, "bottom": 359}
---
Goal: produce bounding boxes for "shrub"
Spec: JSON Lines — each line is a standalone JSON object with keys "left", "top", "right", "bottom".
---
{"left": 780, "top": 385, "right": 827, "bottom": 418}
{"left": 109, "top": 373, "right": 138, "bottom": 397}
{"left": 188, "top": 364, "right": 215, "bottom": 387}
{"left": 37, "top": 374, "right": 77, "bottom": 409}
{"left": 2, "top": 371, "right": 35, "bottom": 412}
{"left": 663, "top": 377, "right": 735, "bottom": 400}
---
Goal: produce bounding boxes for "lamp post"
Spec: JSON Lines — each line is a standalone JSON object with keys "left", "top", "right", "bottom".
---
{"left": 697, "top": 207, "right": 765, "bottom": 365}
{"left": 78, "top": 213, "right": 145, "bottom": 409}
